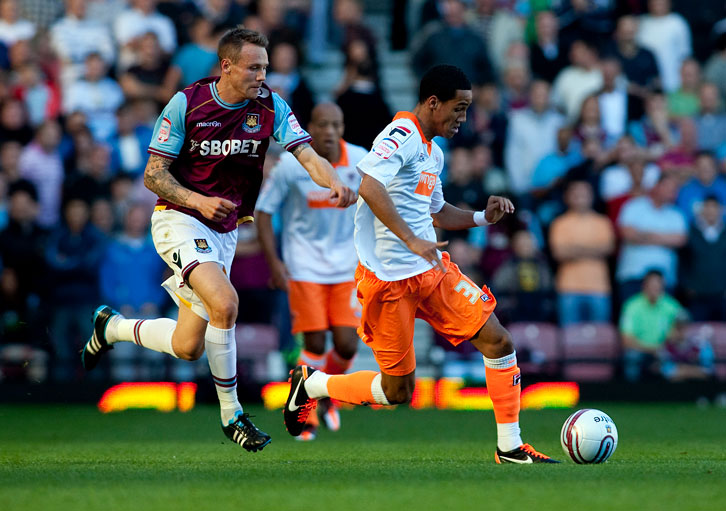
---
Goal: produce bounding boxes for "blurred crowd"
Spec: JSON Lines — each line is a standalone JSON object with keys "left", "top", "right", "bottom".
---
{"left": 1, "top": 0, "right": 725, "bottom": 384}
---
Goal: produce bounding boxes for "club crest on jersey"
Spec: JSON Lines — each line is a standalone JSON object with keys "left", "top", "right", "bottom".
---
{"left": 373, "top": 138, "right": 398, "bottom": 159}
{"left": 157, "top": 117, "right": 171, "bottom": 143}
{"left": 194, "top": 239, "right": 212, "bottom": 253}
{"left": 243, "top": 113, "right": 261, "bottom": 133}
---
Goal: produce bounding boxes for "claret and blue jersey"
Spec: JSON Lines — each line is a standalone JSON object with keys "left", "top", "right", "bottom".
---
{"left": 148, "top": 77, "right": 312, "bottom": 233}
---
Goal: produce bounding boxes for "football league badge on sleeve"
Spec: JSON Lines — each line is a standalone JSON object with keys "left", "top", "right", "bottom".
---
{"left": 194, "top": 239, "right": 212, "bottom": 253}
{"left": 243, "top": 113, "right": 261, "bottom": 133}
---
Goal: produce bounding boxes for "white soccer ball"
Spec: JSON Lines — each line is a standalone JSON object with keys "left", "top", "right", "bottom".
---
{"left": 560, "top": 408, "right": 618, "bottom": 464}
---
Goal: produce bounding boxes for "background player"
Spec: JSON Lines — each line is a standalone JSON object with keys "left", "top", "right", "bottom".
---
{"left": 256, "top": 103, "right": 366, "bottom": 441}
{"left": 81, "top": 27, "right": 355, "bottom": 452}
{"left": 284, "top": 64, "right": 559, "bottom": 464}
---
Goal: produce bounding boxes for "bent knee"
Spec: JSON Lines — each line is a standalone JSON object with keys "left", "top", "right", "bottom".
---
{"left": 207, "top": 300, "right": 238, "bottom": 326}
{"left": 382, "top": 386, "right": 414, "bottom": 405}
{"left": 172, "top": 336, "right": 205, "bottom": 361}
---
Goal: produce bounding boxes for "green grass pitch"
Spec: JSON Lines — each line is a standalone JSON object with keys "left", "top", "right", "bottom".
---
{"left": 1, "top": 402, "right": 725, "bottom": 511}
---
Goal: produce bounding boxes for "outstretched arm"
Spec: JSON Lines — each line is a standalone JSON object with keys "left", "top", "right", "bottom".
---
{"left": 292, "top": 143, "right": 357, "bottom": 207}
{"left": 431, "top": 196, "right": 515, "bottom": 230}
{"left": 143, "top": 154, "right": 237, "bottom": 222}
{"left": 359, "top": 174, "right": 448, "bottom": 272}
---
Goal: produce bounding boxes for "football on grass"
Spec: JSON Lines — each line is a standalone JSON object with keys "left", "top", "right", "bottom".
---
{"left": 560, "top": 408, "right": 618, "bottom": 463}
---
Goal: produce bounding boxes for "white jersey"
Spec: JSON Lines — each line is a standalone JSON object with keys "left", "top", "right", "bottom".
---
{"left": 255, "top": 140, "right": 366, "bottom": 283}
{"left": 355, "top": 111, "right": 445, "bottom": 281}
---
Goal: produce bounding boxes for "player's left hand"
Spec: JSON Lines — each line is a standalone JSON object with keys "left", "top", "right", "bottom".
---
{"left": 329, "top": 181, "right": 357, "bottom": 208}
{"left": 485, "top": 196, "right": 515, "bottom": 224}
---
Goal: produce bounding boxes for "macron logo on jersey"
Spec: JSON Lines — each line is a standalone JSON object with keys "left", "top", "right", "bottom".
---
{"left": 199, "top": 139, "right": 262, "bottom": 156}
{"left": 414, "top": 171, "right": 437, "bottom": 197}
{"left": 196, "top": 121, "right": 222, "bottom": 128}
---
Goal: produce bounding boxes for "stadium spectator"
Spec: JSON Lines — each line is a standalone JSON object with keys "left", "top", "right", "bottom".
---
{"left": 492, "top": 229, "right": 554, "bottom": 324}
{"left": 530, "top": 126, "right": 582, "bottom": 225}
{"left": 10, "top": 63, "right": 61, "bottom": 127}
{"left": 411, "top": 0, "right": 493, "bottom": 85}
{"left": 100, "top": 202, "right": 168, "bottom": 380}
{"left": 667, "top": 59, "right": 701, "bottom": 119}
{"left": 620, "top": 270, "right": 686, "bottom": 381}
{"left": 168, "top": 16, "right": 219, "bottom": 87}
{"left": 499, "top": 58, "right": 530, "bottom": 112}
{"left": 111, "top": 102, "right": 153, "bottom": 178}
{"left": 336, "top": 59, "right": 391, "bottom": 150}
{"left": 443, "top": 146, "right": 488, "bottom": 240}
{"left": 332, "top": 0, "right": 379, "bottom": 81}
{"left": 659, "top": 312, "right": 715, "bottom": 382}
{"left": 17, "top": 0, "right": 64, "bottom": 30}
{"left": 50, "top": 0, "right": 116, "bottom": 92}
{"left": 551, "top": 39, "right": 603, "bottom": 122}
{"left": 473, "top": 143, "right": 508, "bottom": 197}
{"left": 573, "top": 94, "right": 608, "bottom": 146}
{"left": 18, "top": 120, "right": 63, "bottom": 228}
{"left": 529, "top": 10, "right": 569, "bottom": 84}
{"left": 456, "top": 83, "right": 507, "bottom": 166}
{"left": 553, "top": 0, "right": 616, "bottom": 45}
{"left": 266, "top": 41, "right": 314, "bottom": 129}
{"left": 693, "top": 82, "right": 726, "bottom": 153}
{"left": 114, "top": 0, "right": 177, "bottom": 70}
{"left": 628, "top": 89, "right": 679, "bottom": 160}
{"left": 676, "top": 152, "right": 726, "bottom": 221}
{"left": 46, "top": 196, "right": 106, "bottom": 380}
{"left": 0, "top": 140, "right": 21, "bottom": 181}
{"left": 89, "top": 196, "right": 114, "bottom": 236}
{"left": 636, "top": 0, "right": 692, "bottom": 92}
{"left": 616, "top": 175, "right": 687, "bottom": 302}
{"left": 703, "top": 33, "right": 726, "bottom": 103}
{"left": 680, "top": 196, "right": 726, "bottom": 321}
{"left": 63, "top": 52, "right": 124, "bottom": 143}
{"left": 504, "top": 80, "right": 564, "bottom": 199}
{"left": 0, "top": 0, "right": 36, "bottom": 48}
{"left": 466, "top": 0, "right": 523, "bottom": 76}
{"left": 193, "top": 0, "right": 249, "bottom": 29}
{"left": 550, "top": 180, "right": 615, "bottom": 325}
{"left": 65, "top": 142, "right": 113, "bottom": 205}
{"left": 0, "top": 98, "right": 33, "bottom": 145}
{"left": 119, "top": 32, "right": 176, "bottom": 108}
{"left": 604, "top": 15, "right": 660, "bottom": 91}
{"left": 597, "top": 57, "right": 644, "bottom": 143}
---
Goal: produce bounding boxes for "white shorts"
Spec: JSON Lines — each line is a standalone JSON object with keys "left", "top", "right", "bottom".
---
{"left": 151, "top": 209, "right": 238, "bottom": 320}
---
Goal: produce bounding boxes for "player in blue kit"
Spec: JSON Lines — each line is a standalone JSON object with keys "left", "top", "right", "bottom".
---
{"left": 81, "top": 27, "right": 356, "bottom": 452}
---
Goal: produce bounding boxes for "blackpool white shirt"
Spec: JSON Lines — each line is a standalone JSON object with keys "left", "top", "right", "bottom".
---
{"left": 255, "top": 140, "right": 365, "bottom": 283}
{"left": 354, "top": 111, "right": 446, "bottom": 281}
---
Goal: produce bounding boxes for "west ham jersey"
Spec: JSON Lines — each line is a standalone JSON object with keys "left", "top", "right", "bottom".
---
{"left": 354, "top": 111, "right": 446, "bottom": 281}
{"left": 255, "top": 140, "right": 366, "bottom": 283}
{"left": 148, "top": 77, "right": 312, "bottom": 233}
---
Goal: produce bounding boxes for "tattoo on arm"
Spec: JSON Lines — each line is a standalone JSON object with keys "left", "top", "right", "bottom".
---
{"left": 291, "top": 142, "right": 310, "bottom": 158}
{"left": 143, "top": 154, "right": 194, "bottom": 207}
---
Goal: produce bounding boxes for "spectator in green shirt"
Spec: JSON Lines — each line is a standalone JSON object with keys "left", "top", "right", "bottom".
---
{"left": 620, "top": 269, "right": 685, "bottom": 381}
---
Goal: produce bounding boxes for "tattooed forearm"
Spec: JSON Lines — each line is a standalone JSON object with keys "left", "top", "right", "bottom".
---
{"left": 291, "top": 142, "right": 310, "bottom": 158}
{"left": 143, "top": 154, "right": 195, "bottom": 207}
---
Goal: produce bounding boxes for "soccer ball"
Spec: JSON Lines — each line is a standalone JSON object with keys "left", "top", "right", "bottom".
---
{"left": 560, "top": 408, "right": 618, "bottom": 464}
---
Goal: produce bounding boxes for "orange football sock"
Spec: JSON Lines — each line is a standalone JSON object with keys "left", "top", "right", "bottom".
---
{"left": 485, "top": 364, "right": 521, "bottom": 424}
{"left": 325, "top": 370, "right": 378, "bottom": 405}
{"left": 323, "top": 349, "right": 354, "bottom": 375}
{"left": 299, "top": 349, "right": 325, "bottom": 369}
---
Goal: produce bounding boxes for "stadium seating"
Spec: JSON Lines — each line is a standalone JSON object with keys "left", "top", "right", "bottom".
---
{"left": 685, "top": 322, "right": 726, "bottom": 380}
{"left": 235, "top": 324, "right": 279, "bottom": 383}
{"left": 561, "top": 323, "right": 620, "bottom": 382}
{"left": 507, "top": 322, "right": 561, "bottom": 377}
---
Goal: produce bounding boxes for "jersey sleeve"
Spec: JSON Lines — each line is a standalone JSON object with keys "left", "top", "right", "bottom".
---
{"left": 148, "top": 92, "right": 187, "bottom": 159}
{"left": 272, "top": 92, "right": 312, "bottom": 152}
{"left": 255, "top": 157, "right": 290, "bottom": 214}
{"left": 356, "top": 123, "right": 417, "bottom": 187}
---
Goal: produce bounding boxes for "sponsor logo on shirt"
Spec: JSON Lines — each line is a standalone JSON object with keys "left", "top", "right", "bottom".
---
{"left": 196, "top": 121, "right": 222, "bottom": 128}
{"left": 388, "top": 125, "right": 412, "bottom": 143}
{"left": 242, "top": 113, "right": 261, "bottom": 133}
{"left": 414, "top": 171, "right": 437, "bottom": 197}
{"left": 287, "top": 113, "right": 304, "bottom": 135}
{"left": 158, "top": 117, "right": 171, "bottom": 143}
{"left": 189, "top": 139, "right": 200, "bottom": 152}
{"left": 372, "top": 138, "right": 398, "bottom": 159}
{"left": 306, "top": 190, "right": 337, "bottom": 209}
{"left": 199, "top": 139, "right": 262, "bottom": 156}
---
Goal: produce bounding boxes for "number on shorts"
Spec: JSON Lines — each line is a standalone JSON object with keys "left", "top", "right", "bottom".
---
{"left": 454, "top": 279, "right": 481, "bottom": 305}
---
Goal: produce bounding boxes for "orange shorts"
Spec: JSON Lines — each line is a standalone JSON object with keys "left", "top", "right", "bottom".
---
{"left": 355, "top": 252, "right": 496, "bottom": 376}
{"left": 288, "top": 280, "right": 362, "bottom": 334}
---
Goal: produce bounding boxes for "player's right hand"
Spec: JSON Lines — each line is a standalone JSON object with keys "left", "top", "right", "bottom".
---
{"left": 406, "top": 237, "right": 449, "bottom": 273}
{"left": 329, "top": 181, "right": 357, "bottom": 208}
{"left": 196, "top": 196, "right": 238, "bottom": 222}
{"left": 268, "top": 258, "right": 290, "bottom": 292}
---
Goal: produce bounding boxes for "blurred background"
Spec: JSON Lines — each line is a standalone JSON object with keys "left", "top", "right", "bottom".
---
{"left": 1, "top": 0, "right": 726, "bottom": 402}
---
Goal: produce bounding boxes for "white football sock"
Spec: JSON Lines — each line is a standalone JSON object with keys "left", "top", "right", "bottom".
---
{"left": 109, "top": 317, "right": 178, "bottom": 358}
{"left": 303, "top": 370, "right": 330, "bottom": 399}
{"left": 497, "top": 422, "right": 523, "bottom": 452}
{"left": 205, "top": 324, "right": 242, "bottom": 424}
{"left": 370, "top": 373, "right": 391, "bottom": 405}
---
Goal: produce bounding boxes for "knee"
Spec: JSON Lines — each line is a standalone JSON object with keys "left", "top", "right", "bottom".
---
{"left": 382, "top": 382, "right": 414, "bottom": 405}
{"left": 335, "top": 343, "right": 357, "bottom": 361}
{"left": 207, "top": 296, "right": 238, "bottom": 327}
{"left": 175, "top": 344, "right": 204, "bottom": 361}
